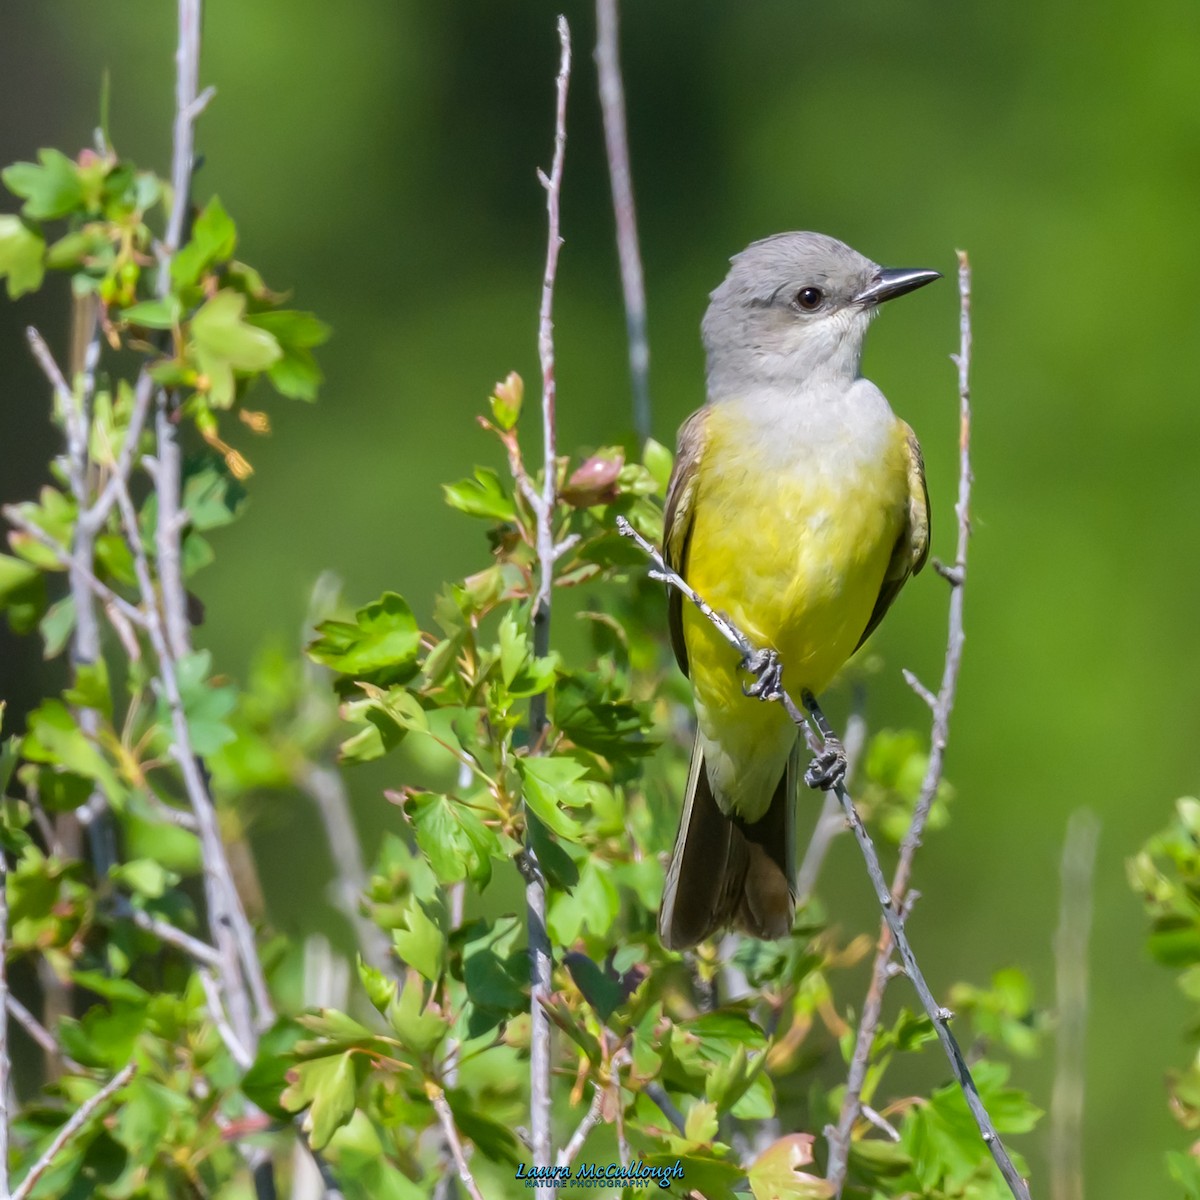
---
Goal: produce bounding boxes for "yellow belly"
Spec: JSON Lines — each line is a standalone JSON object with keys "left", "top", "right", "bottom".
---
{"left": 683, "top": 406, "right": 909, "bottom": 820}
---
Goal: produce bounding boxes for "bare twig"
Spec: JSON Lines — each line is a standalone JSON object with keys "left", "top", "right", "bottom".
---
{"left": 6, "top": 995, "right": 81, "bottom": 1072}
{"left": 557, "top": 1083, "right": 604, "bottom": 1168}
{"left": 126, "top": 905, "right": 223, "bottom": 969}
{"left": 426, "top": 1083, "right": 487, "bottom": 1200}
{"left": 198, "top": 968, "right": 252, "bottom": 1070}
{"left": 521, "top": 15, "right": 572, "bottom": 1179}
{"left": 113, "top": 475, "right": 268, "bottom": 1046}
{"left": 1051, "top": 810, "right": 1099, "bottom": 1200}
{"left": 794, "top": 703, "right": 866, "bottom": 902}
{"left": 297, "top": 764, "right": 392, "bottom": 970}
{"left": 0, "top": 507, "right": 147, "bottom": 630}
{"left": 594, "top": 0, "right": 651, "bottom": 445}
{"left": 826, "top": 251, "right": 976, "bottom": 1194}
{"left": 10, "top": 1062, "right": 137, "bottom": 1200}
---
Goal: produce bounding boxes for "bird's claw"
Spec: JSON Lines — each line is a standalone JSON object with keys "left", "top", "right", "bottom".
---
{"left": 741, "top": 647, "right": 784, "bottom": 702}
{"left": 804, "top": 738, "right": 847, "bottom": 791}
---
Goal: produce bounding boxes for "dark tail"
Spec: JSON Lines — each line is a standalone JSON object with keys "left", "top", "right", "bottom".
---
{"left": 658, "top": 739, "right": 796, "bottom": 950}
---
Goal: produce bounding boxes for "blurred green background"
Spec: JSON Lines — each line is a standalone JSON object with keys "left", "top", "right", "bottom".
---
{"left": 2, "top": 2, "right": 1198, "bottom": 1195}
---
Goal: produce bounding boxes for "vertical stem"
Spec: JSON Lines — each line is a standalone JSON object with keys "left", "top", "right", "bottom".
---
{"left": 594, "top": 0, "right": 651, "bottom": 445}
{"left": 826, "top": 252, "right": 976, "bottom": 1195}
{"left": 524, "top": 16, "right": 571, "bottom": 1179}
{"left": 1051, "top": 810, "right": 1099, "bottom": 1200}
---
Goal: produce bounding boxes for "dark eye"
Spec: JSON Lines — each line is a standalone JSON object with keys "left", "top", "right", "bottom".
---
{"left": 795, "top": 286, "right": 824, "bottom": 311}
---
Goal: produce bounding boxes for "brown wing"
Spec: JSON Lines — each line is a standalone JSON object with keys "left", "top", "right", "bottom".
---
{"left": 854, "top": 423, "right": 931, "bottom": 652}
{"left": 663, "top": 407, "right": 709, "bottom": 676}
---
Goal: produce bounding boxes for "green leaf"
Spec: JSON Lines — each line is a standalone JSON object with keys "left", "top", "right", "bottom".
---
{"left": 461, "top": 916, "right": 526, "bottom": 1029}
{"left": 166, "top": 651, "right": 237, "bottom": 755}
{"left": 22, "top": 699, "right": 122, "bottom": 800}
{"left": 488, "top": 372, "right": 523, "bottom": 431}
{"left": 308, "top": 592, "right": 422, "bottom": 684}
{"left": 684, "top": 1099, "right": 719, "bottom": 1145}
{"left": 407, "top": 791, "right": 498, "bottom": 887}
{"left": 0, "top": 552, "right": 47, "bottom": 633}
{"left": 642, "top": 436, "right": 673, "bottom": 494}
{"left": 284, "top": 1052, "right": 358, "bottom": 1151}
{"left": 446, "top": 1089, "right": 522, "bottom": 1167}
{"left": 392, "top": 897, "right": 444, "bottom": 982}
{"left": 242, "top": 1018, "right": 306, "bottom": 1119}
{"left": 3, "top": 149, "right": 85, "bottom": 219}
{"left": 357, "top": 955, "right": 397, "bottom": 1015}
{"left": 517, "top": 755, "right": 590, "bottom": 841}
{"left": 39, "top": 595, "right": 75, "bottom": 659}
{"left": 121, "top": 297, "right": 181, "bottom": 330}
{"left": 110, "top": 859, "right": 178, "bottom": 899}
{"left": 563, "top": 952, "right": 621, "bottom": 1023}
{"left": 182, "top": 456, "right": 248, "bottom": 530}
{"left": 249, "top": 310, "right": 330, "bottom": 402}
{"left": 386, "top": 972, "right": 448, "bottom": 1054}
{"left": 171, "top": 195, "right": 237, "bottom": 289}
{"left": 442, "top": 468, "right": 516, "bottom": 522}
{"left": 548, "top": 858, "right": 619, "bottom": 944}
{"left": 747, "top": 1134, "right": 832, "bottom": 1199}
{"left": 0, "top": 215, "right": 45, "bottom": 298}
{"left": 63, "top": 660, "right": 112, "bottom": 720}
{"left": 190, "top": 288, "right": 282, "bottom": 408}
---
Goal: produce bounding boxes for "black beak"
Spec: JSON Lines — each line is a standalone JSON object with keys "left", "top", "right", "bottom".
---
{"left": 854, "top": 267, "right": 942, "bottom": 306}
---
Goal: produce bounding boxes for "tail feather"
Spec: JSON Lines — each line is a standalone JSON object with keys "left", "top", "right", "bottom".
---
{"left": 659, "top": 739, "right": 797, "bottom": 950}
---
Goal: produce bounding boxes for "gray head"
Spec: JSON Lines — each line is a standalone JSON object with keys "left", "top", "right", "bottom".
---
{"left": 702, "top": 231, "right": 939, "bottom": 397}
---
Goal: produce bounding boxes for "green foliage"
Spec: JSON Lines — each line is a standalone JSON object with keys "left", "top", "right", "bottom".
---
{"left": 0, "top": 118, "right": 1047, "bottom": 1200}
{"left": 1132, "top": 797, "right": 1200, "bottom": 1187}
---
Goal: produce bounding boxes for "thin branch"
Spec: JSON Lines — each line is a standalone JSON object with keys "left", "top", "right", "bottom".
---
{"left": 557, "top": 1083, "right": 604, "bottom": 1169}
{"left": 0, "top": 507, "right": 148, "bottom": 630}
{"left": 6, "top": 995, "right": 81, "bottom": 1072}
{"left": 113, "top": 475, "right": 268, "bottom": 1045}
{"left": 126, "top": 905, "right": 223, "bottom": 969}
{"left": 826, "top": 250, "right": 975, "bottom": 1194}
{"left": 1051, "top": 810, "right": 1099, "bottom": 1200}
{"left": 522, "top": 15, "right": 572, "bottom": 1179}
{"left": 198, "top": 968, "right": 252, "bottom": 1070}
{"left": 426, "top": 1083, "right": 487, "bottom": 1200}
{"left": 594, "top": 0, "right": 651, "bottom": 445}
{"left": 297, "top": 764, "right": 392, "bottom": 971}
{"left": 794, "top": 704, "right": 867, "bottom": 903}
{"left": 10, "top": 1062, "right": 137, "bottom": 1200}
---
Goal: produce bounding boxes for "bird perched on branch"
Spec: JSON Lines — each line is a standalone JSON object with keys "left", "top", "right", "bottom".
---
{"left": 659, "top": 232, "right": 939, "bottom": 950}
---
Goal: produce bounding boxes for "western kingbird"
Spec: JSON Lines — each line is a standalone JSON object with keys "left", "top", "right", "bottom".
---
{"left": 658, "top": 232, "right": 939, "bottom": 950}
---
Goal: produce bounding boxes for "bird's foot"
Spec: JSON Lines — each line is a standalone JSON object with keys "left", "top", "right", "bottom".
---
{"left": 804, "top": 738, "right": 847, "bottom": 791}
{"left": 741, "top": 646, "right": 784, "bottom": 702}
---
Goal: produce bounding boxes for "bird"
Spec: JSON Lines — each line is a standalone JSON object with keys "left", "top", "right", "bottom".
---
{"left": 658, "top": 231, "right": 939, "bottom": 950}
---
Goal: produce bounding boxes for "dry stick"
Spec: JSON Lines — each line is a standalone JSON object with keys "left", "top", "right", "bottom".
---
{"left": 1050, "top": 810, "right": 1099, "bottom": 1200}
{"left": 794, "top": 704, "right": 867, "bottom": 903}
{"left": 557, "top": 1084, "right": 605, "bottom": 1169}
{"left": 125, "top": 904, "right": 224, "bottom": 969}
{"left": 6, "top": 996, "right": 80, "bottom": 1070}
{"left": 426, "top": 1084, "right": 487, "bottom": 1200}
{"left": 112, "top": 476, "right": 266, "bottom": 1049}
{"left": 25, "top": 325, "right": 117, "bottom": 874}
{"left": 825, "top": 250, "right": 976, "bottom": 1194}
{"left": 594, "top": 0, "right": 651, "bottom": 446}
{"left": 10, "top": 1062, "right": 137, "bottom": 1200}
{"left": 518, "top": 15, "right": 572, "bottom": 1179}
{"left": 297, "top": 764, "right": 393, "bottom": 971}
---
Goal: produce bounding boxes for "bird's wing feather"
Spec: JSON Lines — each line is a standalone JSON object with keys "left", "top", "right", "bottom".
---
{"left": 854, "top": 423, "right": 930, "bottom": 651}
{"left": 663, "top": 407, "right": 709, "bottom": 676}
